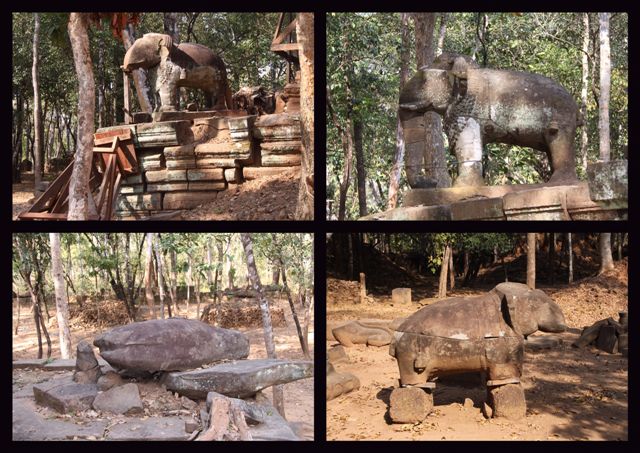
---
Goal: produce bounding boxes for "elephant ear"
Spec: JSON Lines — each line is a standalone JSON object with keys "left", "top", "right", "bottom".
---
{"left": 502, "top": 293, "right": 538, "bottom": 337}
{"left": 158, "top": 34, "right": 173, "bottom": 59}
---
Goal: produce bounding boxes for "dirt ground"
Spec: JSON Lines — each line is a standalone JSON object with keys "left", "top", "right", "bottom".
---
{"left": 326, "top": 261, "right": 628, "bottom": 441}
{"left": 13, "top": 169, "right": 300, "bottom": 221}
{"left": 12, "top": 296, "right": 314, "bottom": 440}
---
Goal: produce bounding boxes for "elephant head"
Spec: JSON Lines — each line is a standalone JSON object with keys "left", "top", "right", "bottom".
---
{"left": 494, "top": 282, "right": 567, "bottom": 337}
{"left": 122, "top": 33, "right": 173, "bottom": 73}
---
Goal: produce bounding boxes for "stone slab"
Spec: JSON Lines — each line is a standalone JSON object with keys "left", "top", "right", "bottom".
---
{"left": 92, "top": 383, "right": 143, "bottom": 415}
{"left": 194, "top": 116, "right": 229, "bottom": 130}
{"left": 134, "top": 120, "right": 194, "bottom": 148}
{"left": 106, "top": 416, "right": 190, "bottom": 441}
{"left": 13, "top": 399, "right": 108, "bottom": 441}
{"left": 163, "top": 191, "right": 217, "bottom": 210}
{"left": 33, "top": 377, "right": 98, "bottom": 413}
{"left": 119, "top": 184, "right": 145, "bottom": 194}
{"left": 503, "top": 186, "right": 569, "bottom": 220}
{"left": 261, "top": 154, "right": 302, "bottom": 167}
{"left": 187, "top": 168, "right": 225, "bottom": 182}
{"left": 145, "top": 169, "right": 188, "bottom": 183}
{"left": 196, "top": 157, "right": 243, "bottom": 168}
{"left": 188, "top": 181, "right": 226, "bottom": 191}
{"left": 165, "top": 158, "right": 196, "bottom": 170}
{"left": 147, "top": 182, "right": 189, "bottom": 193}
{"left": 224, "top": 167, "right": 242, "bottom": 183}
{"left": 392, "top": 288, "right": 411, "bottom": 305}
{"left": 163, "top": 144, "right": 196, "bottom": 159}
{"left": 13, "top": 359, "right": 48, "bottom": 369}
{"left": 243, "top": 166, "right": 300, "bottom": 180}
{"left": 260, "top": 140, "right": 303, "bottom": 153}
{"left": 359, "top": 205, "right": 451, "bottom": 221}
{"left": 152, "top": 110, "right": 225, "bottom": 122}
{"left": 122, "top": 174, "right": 143, "bottom": 184}
{"left": 525, "top": 335, "right": 562, "bottom": 350}
{"left": 450, "top": 197, "right": 505, "bottom": 220}
{"left": 117, "top": 193, "right": 162, "bottom": 211}
{"left": 163, "top": 358, "right": 314, "bottom": 399}
{"left": 44, "top": 359, "right": 77, "bottom": 371}
{"left": 195, "top": 141, "right": 252, "bottom": 155}
{"left": 227, "top": 115, "right": 257, "bottom": 132}
{"left": 587, "top": 160, "right": 628, "bottom": 201}
{"left": 254, "top": 113, "right": 300, "bottom": 128}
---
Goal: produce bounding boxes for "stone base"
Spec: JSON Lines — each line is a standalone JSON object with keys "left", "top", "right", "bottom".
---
{"left": 363, "top": 182, "right": 627, "bottom": 221}
{"left": 487, "top": 383, "right": 526, "bottom": 420}
{"left": 389, "top": 386, "right": 433, "bottom": 423}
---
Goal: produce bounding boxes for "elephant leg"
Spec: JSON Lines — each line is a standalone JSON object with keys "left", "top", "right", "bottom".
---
{"left": 156, "top": 61, "right": 180, "bottom": 111}
{"left": 453, "top": 117, "right": 484, "bottom": 187}
{"left": 545, "top": 128, "right": 578, "bottom": 185}
{"left": 403, "top": 115, "right": 437, "bottom": 189}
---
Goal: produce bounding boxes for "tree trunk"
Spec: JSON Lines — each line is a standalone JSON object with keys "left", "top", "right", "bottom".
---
{"left": 122, "top": 23, "right": 153, "bottom": 113}
{"left": 295, "top": 12, "right": 314, "bottom": 220}
{"left": 67, "top": 13, "right": 96, "bottom": 220}
{"left": 448, "top": 247, "right": 455, "bottom": 290}
{"left": 153, "top": 235, "right": 166, "bottom": 320}
{"left": 580, "top": 13, "right": 590, "bottom": 171}
{"left": 436, "top": 13, "right": 447, "bottom": 56}
{"left": 354, "top": 120, "right": 367, "bottom": 216}
{"left": 49, "top": 233, "right": 72, "bottom": 359}
{"left": 163, "top": 12, "right": 180, "bottom": 43}
{"left": 206, "top": 241, "right": 214, "bottom": 294}
{"left": 527, "top": 233, "right": 536, "bottom": 289}
{"left": 568, "top": 233, "right": 574, "bottom": 284}
{"left": 32, "top": 13, "right": 44, "bottom": 195}
{"left": 599, "top": 233, "right": 614, "bottom": 274}
{"left": 387, "top": 13, "right": 410, "bottom": 210}
{"left": 548, "top": 233, "right": 556, "bottom": 284}
{"left": 170, "top": 249, "right": 179, "bottom": 314}
{"left": 410, "top": 13, "right": 451, "bottom": 189}
{"left": 281, "top": 262, "right": 310, "bottom": 359}
{"left": 359, "top": 272, "right": 367, "bottom": 304}
{"left": 144, "top": 233, "right": 156, "bottom": 319}
{"left": 598, "top": 13, "right": 611, "bottom": 161}
{"left": 239, "top": 234, "right": 285, "bottom": 417}
{"left": 438, "top": 245, "right": 451, "bottom": 298}
{"left": 186, "top": 256, "right": 193, "bottom": 316}
{"left": 12, "top": 93, "right": 24, "bottom": 183}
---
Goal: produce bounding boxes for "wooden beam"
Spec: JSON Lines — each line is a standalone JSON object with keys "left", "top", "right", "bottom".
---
{"left": 271, "top": 43, "right": 300, "bottom": 52}
{"left": 272, "top": 18, "right": 297, "bottom": 46}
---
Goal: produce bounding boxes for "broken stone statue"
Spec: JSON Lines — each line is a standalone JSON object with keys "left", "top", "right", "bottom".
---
{"left": 389, "top": 282, "right": 566, "bottom": 422}
{"left": 400, "top": 52, "right": 581, "bottom": 188}
{"left": 93, "top": 318, "right": 249, "bottom": 372}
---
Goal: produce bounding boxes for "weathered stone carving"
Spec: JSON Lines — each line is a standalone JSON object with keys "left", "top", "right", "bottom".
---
{"left": 94, "top": 318, "right": 249, "bottom": 372}
{"left": 389, "top": 282, "right": 566, "bottom": 420}
{"left": 332, "top": 320, "right": 393, "bottom": 347}
{"left": 400, "top": 52, "right": 581, "bottom": 188}
{"left": 122, "top": 33, "right": 232, "bottom": 112}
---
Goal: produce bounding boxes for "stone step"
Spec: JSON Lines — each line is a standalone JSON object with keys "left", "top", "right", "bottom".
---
{"left": 163, "top": 358, "right": 314, "bottom": 399}
{"left": 105, "top": 416, "right": 190, "bottom": 441}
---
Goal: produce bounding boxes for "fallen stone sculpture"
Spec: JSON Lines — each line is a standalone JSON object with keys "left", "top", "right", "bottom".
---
{"left": 332, "top": 320, "right": 393, "bottom": 347}
{"left": 389, "top": 282, "right": 566, "bottom": 422}
{"left": 94, "top": 318, "right": 249, "bottom": 372}
{"left": 326, "top": 361, "right": 360, "bottom": 401}
{"left": 163, "top": 358, "right": 314, "bottom": 399}
{"left": 572, "top": 313, "right": 628, "bottom": 356}
{"left": 327, "top": 345, "right": 350, "bottom": 364}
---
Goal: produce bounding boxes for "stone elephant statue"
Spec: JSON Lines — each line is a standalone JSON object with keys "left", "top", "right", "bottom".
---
{"left": 389, "top": 282, "right": 566, "bottom": 387}
{"left": 122, "top": 33, "right": 233, "bottom": 112}
{"left": 400, "top": 52, "right": 581, "bottom": 187}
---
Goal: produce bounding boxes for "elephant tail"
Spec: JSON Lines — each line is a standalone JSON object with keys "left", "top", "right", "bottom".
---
{"left": 225, "top": 85, "right": 233, "bottom": 110}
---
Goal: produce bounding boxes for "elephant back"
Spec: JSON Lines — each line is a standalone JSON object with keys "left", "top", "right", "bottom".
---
{"left": 396, "top": 293, "right": 515, "bottom": 340}
{"left": 174, "top": 43, "right": 226, "bottom": 71}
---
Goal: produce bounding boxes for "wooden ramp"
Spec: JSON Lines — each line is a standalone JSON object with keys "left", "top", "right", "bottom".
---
{"left": 17, "top": 128, "right": 137, "bottom": 221}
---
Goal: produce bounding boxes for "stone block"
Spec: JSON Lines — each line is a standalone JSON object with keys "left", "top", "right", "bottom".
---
{"left": 596, "top": 325, "right": 618, "bottom": 354}
{"left": 43, "top": 359, "right": 77, "bottom": 371}
{"left": 165, "top": 158, "right": 197, "bottom": 170}
{"left": 163, "top": 144, "right": 196, "bottom": 159}
{"left": 389, "top": 387, "right": 433, "bottom": 423}
{"left": 503, "top": 186, "right": 569, "bottom": 220}
{"left": 587, "top": 160, "right": 628, "bottom": 201}
{"left": 106, "top": 417, "right": 189, "bottom": 441}
{"left": 194, "top": 116, "right": 229, "bottom": 130}
{"left": 115, "top": 210, "right": 152, "bottom": 220}
{"left": 134, "top": 120, "right": 194, "bottom": 148}
{"left": 254, "top": 113, "right": 300, "bottom": 128}
{"left": 224, "top": 167, "right": 242, "bottom": 183}
{"left": 33, "top": 377, "right": 98, "bottom": 414}
{"left": 525, "top": 335, "right": 562, "bottom": 350}
{"left": 488, "top": 383, "right": 526, "bottom": 420}
{"left": 392, "top": 288, "right": 411, "bottom": 305}
{"left": 97, "top": 371, "right": 123, "bottom": 391}
{"left": 261, "top": 154, "right": 302, "bottom": 167}
{"left": 117, "top": 193, "right": 162, "bottom": 211}
{"left": 196, "top": 157, "right": 238, "bottom": 168}
{"left": 152, "top": 110, "right": 220, "bottom": 122}
{"left": 145, "top": 169, "right": 188, "bottom": 183}
{"left": 119, "top": 184, "right": 145, "bottom": 194}
{"left": 123, "top": 174, "right": 143, "bottom": 184}
{"left": 450, "top": 197, "right": 505, "bottom": 220}
{"left": 147, "top": 182, "right": 189, "bottom": 193}
{"left": 13, "top": 359, "right": 48, "bottom": 369}
{"left": 92, "top": 383, "right": 143, "bottom": 415}
{"left": 260, "top": 140, "right": 303, "bottom": 153}
{"left": 327, "top": 345, "right": 349, "bottom": 364}
{"left": 189, "top": 181, "right": 226, "bottom": 191}
{"left": 163, "top": 191, "right": 217, "bottom": 210}
{"left": 243, "top": 166, "right": 299, "bottom": 180}
{"left": 195, "top": 141, "right": 252, "bottom": 155}
{"left": 227, "top": 115, "right": 257, "bottom": 132}
{"left": 326, "top": 367, "right": 360, "bottom": 401}
{"left": 359, "top": 205, "right": 451, "bottom": 221}
{"left": 187, "top": 168, "right": 225, "bottom": 182}
{"left": 402, "top": 184, "right": 547, "bottom": 208}
{"left": 163, "top": 358, "right": 313, "bottom": 399}
{"left": 140, "top": 160, "right": 164, "bottom": 171}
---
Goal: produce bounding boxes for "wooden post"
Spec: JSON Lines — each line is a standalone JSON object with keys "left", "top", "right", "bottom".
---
{"left": 359, "top": 272, "right": 366, "bottom": 303}
{"left": 123, "top": 72, "right": 131, "bottom": 124}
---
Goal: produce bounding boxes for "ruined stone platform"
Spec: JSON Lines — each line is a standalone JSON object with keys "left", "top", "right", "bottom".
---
{"left": 361, "top": 161, "right": 627, "bottom": 221}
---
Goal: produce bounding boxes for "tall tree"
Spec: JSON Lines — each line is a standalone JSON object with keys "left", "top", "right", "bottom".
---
{"left": 239, "top": 233, "right": 285, "bottom": 417}
{"left": 598, "top": 13, "right": 611, "bottom": 162}
{"left": 295, "top": 12, "right": 315, "bottom": 220}
{"left": 153, "top": 235, "right": 167, "bottom": 319}
{"left": 144, "top": 233, "right": 157, "bottom": 319}
{"left": 32, "top": 13, "right": 44, "bottom": 194}
{"left": 527, "top": 233, "right": 536, "bottom": 288}
{"left": 387, "top": 13, "right": 411, "bottom": 210}
{"left": 354, "top": 120, "right": 367, "bottom": 216}
{"left": 580, "top": 13, "right": 590, "bottom": 171}
{"left": 67, "top": 13, "right": 95, "bottom": 220}
{"left": 567, "top": 232, "right": 573, "bottom": 284}
{"left": 163, "top": 12, "right": 180, "bottom": 44}
{"left": 437, "top": 244, "right": 451, "bottom": 298}
{"left": 599, "top": 233, "right": 614, "bottom": 273}
{"left": 49, "top": 233, "right": 72, "bottom": 359}
{"left": 410, "top": 13, "right": 451, "bottom": 189}
{"left": 436, "top": 13, "right": 447, "bottom": 55}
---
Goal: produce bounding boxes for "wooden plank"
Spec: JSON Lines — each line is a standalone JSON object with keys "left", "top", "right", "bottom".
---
{"left": 272, "top": 18, "right": 297, "bottom": 46}
{"left": 18, "top": 212, "right": 68, "bottom": 220}
{"left": 271, "top": 43, "right": 300, "bottom": 52}
{"left": 93, "top": 147, "right": 115, "bottom": 153}
{"left": 118, "top": 139, "right": 138, "bottom": 174}
{"left": 50, "top": 176, "right": 71, "bottom": 213}
{"left": 94, "top": 128, "right": 131, "bottom": 145}
{"left": 96, "top": 155, "right": 115, "bottom": 215}
{"left": 105, "top": 171, "right": 122, "bottom": 220}
{"left": 272, "top": 12, "right": 285, "bottom": 42}
{"left": 28, "top": 162, "right": 74, "bottom": 212}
